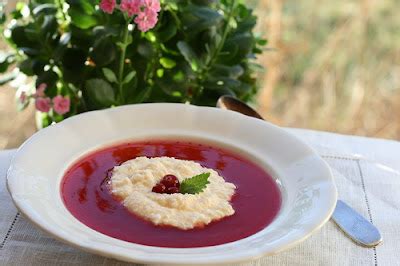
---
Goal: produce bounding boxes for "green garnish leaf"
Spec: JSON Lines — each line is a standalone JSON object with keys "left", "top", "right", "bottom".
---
{"left": 180, "top": 173, "right": 210, "bottom": 194}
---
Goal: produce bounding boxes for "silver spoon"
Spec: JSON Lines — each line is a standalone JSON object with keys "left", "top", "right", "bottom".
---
{"left": 217, "top": 95, "right": 382, "bottom": 247}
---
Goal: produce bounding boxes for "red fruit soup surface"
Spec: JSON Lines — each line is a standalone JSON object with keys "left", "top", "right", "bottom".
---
{"left": 61, "top": 140, "right": 281, "bottom": 248}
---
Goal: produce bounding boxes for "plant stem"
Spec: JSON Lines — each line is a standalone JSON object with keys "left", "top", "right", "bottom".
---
{"left": 118, "top": 20, "right": 131, "bottom": 104}
{"left": 192, "top": 0, "right": 237, "bottom": 101}
{"left": 167, "top": 8, "right": 181, "bottom": 30}
{"left": 206, "top": 0, "right": 236, "bottom": 70}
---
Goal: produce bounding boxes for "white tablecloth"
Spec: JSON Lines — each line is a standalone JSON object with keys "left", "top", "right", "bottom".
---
{"left": 1, "top": 128, "right": 399, "bottom": 266}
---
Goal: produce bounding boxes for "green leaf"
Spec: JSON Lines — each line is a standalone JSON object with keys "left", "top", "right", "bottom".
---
{"left": 123, "top": 70, "right": 136, "bottom": 84}
{"left": 80, "top": 0, "right": 95, "bottom": 15}
{"left": 177, "top": 41, "right": 202, "bottom": 72}
{"left": 211, "top": 64, "right": 244, "bottom": 79}
{"left": 32, "top": 60, "right": 46, "bottom": 75}
{"left": 0, "top": 53, "right": 16, "bottom": 73}
{"left": 257, "top": 38, "right": 268, "bottom": 46}
{"left": 39, "top": 112, "right": 52, "bottom": 128}
{"left": 62, "top": 48, "right": 87, "bottom": 69}
{"left": 159, "top": 57, "right": 176, "bottom": 69}
{"left": 102, "top": 68, "right": 117, "bottom": 83}
{"left": 24, "top": 23, "right": 39, "bottom": 42}
{"left": 19, "top": 47, "right": 40, "bottom": 56}
{"left": 85, "top": 78, "right": 116, "bottom": 107}
{"left": 166, "top": 1, "right": 178, "bottom": 10}
{"left": 32, "top": 4, "right": 57, "bottom": 16}
{"left": 137, "top": 41, "right": 155, "bottom": 58}
{"left": 126, "top": 34, "right": 133, "bottom": 45}
{"left": 41, "top": 15, "right": 58, "bottom": 35}
{"left": 59, "top": 32, "right": 72, "bottom": 46}
{"left": 61, "top": 48, "right": 87, "bottom": 84}
{"left": 236, "top": 5, "right": 257, "bottom": 33}
{"left": 191, "top": 0, "right": 215, "bottom": 6}
{"left": 10, "top": 25, "right": 37, "bottom": 48}
{"left": 66, "top": 0, "right": 95, "bottom": 14}
{"left": 182, "top": 5, "right": 223, "bottom": 35}
{"left": 18, "top": 59, "right": 45, "bottom": 76}
{"left": 180, "top": 173, "right": 210, "bottom": 194}
{"left": 222, "top": 33, "right": 254, "bottom": 63}
{"left": 116, "top": 42, "right": 125, "bottom": 50}
{"left": 54, "top": 33, "right": 72, "bottom": 61}
{"left": 160, "top": 44, "right": 179, "bottom": 56}
{"left": 186, "top": 5, "right": 222, "bottom": 21}
{"left": 155, "top": 16, "right": 177, "bottom": 42}
{"left": 204, "top": 76, "right": 241, "bottom": 90}
{"left": 156, "top": 68, "right": 164, "bottom": 78}
{"left": 93, "top": 26, "right": 119, "bottom": 38}
{"left": 10, "top": 2, "right": 27, "bottom": 19}
{"left": 144, "top": 32, "right": 156, "bottom": 42}
{"left": 69, "top": 7, "right": 97, "bottom": 29}
{"left": 18, "top": 59, "right": 34, "bottom": 75}
{"left": 36, "top": 70, "right": 59, "bottom": 97}
{"left": 0, "top": 71, "right": 18, "bottom": 86}
{"left": 155, "top": 72, "right": 186, "bottom": 97}
{"left": 0, "top": 3, "right": 6, "bottom": 25}
{"left": 69, "top": 25, "right": 94, "bottom": 49}
{"left": 248, "top": 62, "right": 264, "bottom": 72}
{"left": 173, "top": 71, "right": 185, "bottom": 82}
{"left": 121, "top": 70, "right": 138, "bottom": 103}
{"left": 219, "top": 88, "right": 237, "bottom": 97}
{"left": 133, "top": 87, "right": 152, "bottom": 103}
{"left": 90, "top": 37, "right": 116, "bottom": 66}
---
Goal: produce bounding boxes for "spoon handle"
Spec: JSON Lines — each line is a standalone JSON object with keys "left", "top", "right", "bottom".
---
{"left": 331, "top": 200, "right": 382, "bottom": 247}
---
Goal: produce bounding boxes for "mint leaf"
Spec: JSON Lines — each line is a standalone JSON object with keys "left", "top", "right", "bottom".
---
{"left": 180, "top": 173, "right": 210, "bottom": 194}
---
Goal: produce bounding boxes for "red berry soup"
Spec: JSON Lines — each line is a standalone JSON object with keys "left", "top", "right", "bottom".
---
{"left": 61, "top": 140, "right": 281, "bottom": 248}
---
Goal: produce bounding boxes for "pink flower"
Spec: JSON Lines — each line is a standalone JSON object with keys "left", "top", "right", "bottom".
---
{"left": 132, "top": 0, "right": 160, "bottom": 32}
{"left": 34, "top": 83, "right": 47, "bottom": 98}
{"left": 19, "top": 91, "right": 27, "bottom": 103}
{"left": 53, "top": 95, "right": 70, "bottom": 115}
{"left": 120, "top": 0, "right": 141, "bottom": 16}
{"left": 143, "top": 0, "right": 160, "bottom": 12}
{"left": 134, "top": 9, "right": 158, "bottom": 32}
{"left": 35, "top": 97, "right": 51, "bottom": 113}
{"left": 99, "top": 0, "right": 116, "bottom": 14}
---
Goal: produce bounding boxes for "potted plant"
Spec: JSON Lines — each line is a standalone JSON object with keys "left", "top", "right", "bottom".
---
{"left": 0, "top": 0, "right": 266, "bottom": 127}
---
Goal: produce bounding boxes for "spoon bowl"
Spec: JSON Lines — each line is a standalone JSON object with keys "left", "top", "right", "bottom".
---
{"left": 217, "top": 96, "right": 264, "bottom": 120}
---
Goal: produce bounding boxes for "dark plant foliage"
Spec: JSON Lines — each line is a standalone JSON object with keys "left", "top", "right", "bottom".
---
{"left": 0, "top": 0, "right": 266, "bottom": 125}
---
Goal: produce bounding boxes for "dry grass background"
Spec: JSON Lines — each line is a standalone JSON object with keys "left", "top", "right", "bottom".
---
{"left": 1, "top": 0, "right": 399, "bottom": 149}
{"left": 254, "top": 0, "right": 400, "bottom": 139}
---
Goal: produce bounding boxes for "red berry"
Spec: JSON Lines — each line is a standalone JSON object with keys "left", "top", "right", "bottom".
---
{"left": 166, "top": 186, "right": 180, "bottom": 194}
{"left": 152, "top": 183, "right": 166, "bottom": 193}
{"left": 161, "top": 174, "right": 180, "bottom": 188}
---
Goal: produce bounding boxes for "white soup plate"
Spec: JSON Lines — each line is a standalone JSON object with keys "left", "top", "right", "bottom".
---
{"left": 7, "top": 103, "right": 337, "bottom": 265}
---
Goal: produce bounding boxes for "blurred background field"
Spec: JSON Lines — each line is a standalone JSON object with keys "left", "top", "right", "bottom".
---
{"left": 255, "top": 0, "right": 400, "bottom": 139}
{"left": 1, "top": 0, "right": 399, "bottom": 149}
